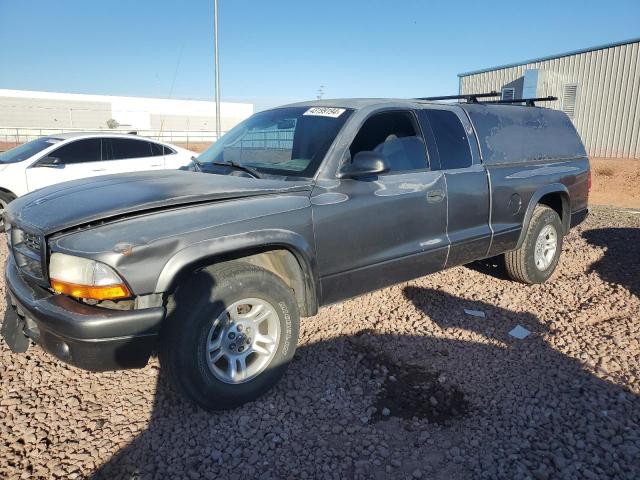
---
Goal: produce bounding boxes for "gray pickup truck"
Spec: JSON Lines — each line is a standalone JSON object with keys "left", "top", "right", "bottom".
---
{"left": 2, "top": 98, "right": 589, "bottom": 410}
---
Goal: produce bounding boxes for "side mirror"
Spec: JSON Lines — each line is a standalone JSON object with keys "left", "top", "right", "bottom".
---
{"left": 337, "top": 151, "right": 389, "bottom": 179}
{"left": 38, "top": 156, "right": 64, "bottom": 168}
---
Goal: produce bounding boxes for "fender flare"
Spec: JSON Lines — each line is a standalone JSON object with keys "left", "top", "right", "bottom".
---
{"left": 154, "top": 229, "right": 319, "bottom": 315}
{"left": 515, "top": 184, "right": 570, "bottom": 249}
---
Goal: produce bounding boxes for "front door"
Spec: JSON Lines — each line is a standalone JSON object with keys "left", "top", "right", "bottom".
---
{"left": 312, "top": 110, "right": 448, "bottom": 305}
{"left": 26, "top": 138, "right": 107, "bottom": 192}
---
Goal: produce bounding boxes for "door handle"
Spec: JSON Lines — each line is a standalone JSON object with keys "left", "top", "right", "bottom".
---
{"left": 426, "top": 189, "right": 445, "bottom": 203}
{"left": 92, "top": 168, "right": 106, "bottom": 172}
{"left": 150, "top": 163, "right": 163, "bottom": 167}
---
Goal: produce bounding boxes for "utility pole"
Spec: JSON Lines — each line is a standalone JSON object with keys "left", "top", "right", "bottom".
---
{"left": 214, "top": 0, "right": 221, "bottom": 140}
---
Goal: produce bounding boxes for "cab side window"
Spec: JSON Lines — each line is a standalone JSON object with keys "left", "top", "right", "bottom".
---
{"left": 349, "top": 111, "right": 428, "bottom": 173}
{"left": 423, "top": 110, "right": 472, "bottom": 170}
{"left": 46, "top": 138, "right": 102, "bottom": 164}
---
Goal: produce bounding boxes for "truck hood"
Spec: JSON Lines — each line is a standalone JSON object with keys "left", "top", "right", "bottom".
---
{"left": 7, "top": 170, "right": 312, "bottom": 235}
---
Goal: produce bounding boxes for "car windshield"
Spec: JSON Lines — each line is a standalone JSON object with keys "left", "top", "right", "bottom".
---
{"left": 197, "top": 106, "right": 352, "bottom": 178}
{"left": 0, "top": 137, "right": 62, "bottom": 164}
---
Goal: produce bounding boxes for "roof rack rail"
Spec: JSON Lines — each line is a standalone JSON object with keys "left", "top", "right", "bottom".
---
{"left": 416, "top": 92, "right": 558, "bottom": 107}
{"left": 415, "top": 91, "right": 500, "bottom": 103}
{"left": 483, "top": 96, "right": 558, "bottom": 107}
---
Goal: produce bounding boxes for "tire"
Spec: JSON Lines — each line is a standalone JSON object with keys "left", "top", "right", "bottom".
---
{"left": 160, "top": 261, "right": 300, "bottom": 410}
{"left": 504, "top": 205, "right": 564, "bottom": 284}
{"left": 0, "top": 191, "right": 16, "bottom": 227}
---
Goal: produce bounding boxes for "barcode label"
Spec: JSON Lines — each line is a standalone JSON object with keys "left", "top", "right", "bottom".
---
{"left": 303, "top": 107, "right": 346, "bottom": 118}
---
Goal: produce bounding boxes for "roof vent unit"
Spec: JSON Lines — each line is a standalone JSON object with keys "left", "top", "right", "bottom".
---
{"left": 501, "top": 88, "right": 515, "bottom": 101}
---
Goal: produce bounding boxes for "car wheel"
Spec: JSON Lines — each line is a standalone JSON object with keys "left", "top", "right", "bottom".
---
{"left": 504, "top": 205, "right": 564, "bottom": 284}
{"left": 0, "top": 191, "right": 16, "bottom": 228}
{"left": 160, "top": 262, "right": 300, "bottom": 410}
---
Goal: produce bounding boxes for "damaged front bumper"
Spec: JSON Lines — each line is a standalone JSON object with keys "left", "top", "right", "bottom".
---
{"left": 2, "top": 256, "right": 165, "bottom": 371}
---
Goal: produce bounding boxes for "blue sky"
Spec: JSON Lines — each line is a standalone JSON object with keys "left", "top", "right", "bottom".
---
{"left": 0, "top": 0, "right": 638, "bottom": 109}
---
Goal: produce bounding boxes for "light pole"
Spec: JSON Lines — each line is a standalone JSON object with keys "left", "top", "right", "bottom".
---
{"left": 214, "top": 0, "right": 221, "bottom": 140}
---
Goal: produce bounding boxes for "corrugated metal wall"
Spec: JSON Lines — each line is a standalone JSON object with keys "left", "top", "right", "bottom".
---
{"left": 459, "top": 41, "right": 640, "bottom": 158}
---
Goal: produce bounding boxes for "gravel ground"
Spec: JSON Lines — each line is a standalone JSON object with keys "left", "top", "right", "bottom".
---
{"left": 1, "top": 206, "right": 639, "bottom": 480}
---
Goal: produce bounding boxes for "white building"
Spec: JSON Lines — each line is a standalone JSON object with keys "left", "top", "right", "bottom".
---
{"left": 0, "top": 89, "right": 253, "bottom": 143}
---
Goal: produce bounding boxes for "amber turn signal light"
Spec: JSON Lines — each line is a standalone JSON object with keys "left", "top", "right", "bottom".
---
{"left": 50, "top": 279, "right": 131, "bottom": 300}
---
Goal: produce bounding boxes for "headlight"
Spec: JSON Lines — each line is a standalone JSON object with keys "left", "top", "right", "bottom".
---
{"left": 49, "top": 253, "right": 131, "bottom": 300}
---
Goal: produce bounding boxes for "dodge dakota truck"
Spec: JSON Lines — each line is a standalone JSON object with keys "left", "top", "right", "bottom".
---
{"left": 2, "top": 98, "right": 590, "bottom": 410}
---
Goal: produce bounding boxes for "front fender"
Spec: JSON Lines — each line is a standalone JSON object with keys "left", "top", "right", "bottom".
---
{"left": 154, "top": 229, "right": 319, "bottom": 313}
{"left": 515, "top": 183, "right": 569, "bottom": 249}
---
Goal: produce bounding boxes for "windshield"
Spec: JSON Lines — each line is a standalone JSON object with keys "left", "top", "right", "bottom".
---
{"left": 0, "top": 137, "right": 62, "bottom": 164}
{"left": 198, "top": 106, "right": 352, "bottom": 178}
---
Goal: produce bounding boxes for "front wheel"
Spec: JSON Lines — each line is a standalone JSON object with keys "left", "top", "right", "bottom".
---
{"left": 504, "top": 205, "right": 564, "bottom": 284}
{"left": 160, "top": 262, "right": 300, "bottom": 410}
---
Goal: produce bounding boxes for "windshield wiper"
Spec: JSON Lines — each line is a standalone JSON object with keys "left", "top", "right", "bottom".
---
{"left": 210, "top": 161, "right": 262, "bottom": 179}
{"left": 190, "top": 156, "right": 204, "bottom": 171}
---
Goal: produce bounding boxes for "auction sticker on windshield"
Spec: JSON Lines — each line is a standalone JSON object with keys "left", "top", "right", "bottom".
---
{"left": 303, "top": 107, "right": 346, "bottom": 118}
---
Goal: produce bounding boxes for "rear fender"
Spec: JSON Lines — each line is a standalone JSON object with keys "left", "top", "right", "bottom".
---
{"left": 516, "top": 184, "right": 570, "bottom": 249}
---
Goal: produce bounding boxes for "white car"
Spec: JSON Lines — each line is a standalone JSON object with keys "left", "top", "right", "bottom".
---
{"left": 0, "top": 132, "right": 195, "bottom": 222}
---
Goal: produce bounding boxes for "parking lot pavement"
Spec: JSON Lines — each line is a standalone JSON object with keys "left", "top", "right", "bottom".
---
{"left": 1, "top": 206, "right": 639, "bottom": 479}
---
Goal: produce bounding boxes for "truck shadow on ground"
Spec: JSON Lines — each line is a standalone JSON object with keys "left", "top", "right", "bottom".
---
{"left": 464, "top": 255, "right": 510, "bottom": 280}
{"left": 90, "top": 273, "right": 640, "bottom": 479}
{"left": 582, "top": 227, "right": 640, "bottom": 298}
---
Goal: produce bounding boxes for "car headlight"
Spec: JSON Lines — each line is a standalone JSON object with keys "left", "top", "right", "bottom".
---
{"left": 49, "top": 253, "right": 131, "bottom": 300}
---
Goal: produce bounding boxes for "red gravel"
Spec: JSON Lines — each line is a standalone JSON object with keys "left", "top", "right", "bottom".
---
{"left": 1, "top": 206, "right": 639, "bottom": 479}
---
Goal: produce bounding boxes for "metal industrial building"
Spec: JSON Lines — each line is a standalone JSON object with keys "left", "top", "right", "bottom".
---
{"left": 0, "top": 89, "right": 253, "bottom": 144}
{"left": 458, "top": 37, "right": 640, "bottom": 158}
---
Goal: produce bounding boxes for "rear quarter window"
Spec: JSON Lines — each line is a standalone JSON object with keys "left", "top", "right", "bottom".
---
{"left": 150, "top": 142, "right": 164, "bottom": 156}
{"left": 424, "top": 110, "right": 472, "bottom": 170}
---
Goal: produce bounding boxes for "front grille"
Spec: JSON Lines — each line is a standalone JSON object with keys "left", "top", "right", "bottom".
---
{"left": 11, "top": 227, "right": 45, "bottom": 280}
{"left": 23, "top": 232, "right": 41, "bottom": 253}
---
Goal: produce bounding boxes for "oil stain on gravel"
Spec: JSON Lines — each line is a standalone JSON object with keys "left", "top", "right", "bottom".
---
{"left": 350, "top": 330, "right": 469, "bottom": 424}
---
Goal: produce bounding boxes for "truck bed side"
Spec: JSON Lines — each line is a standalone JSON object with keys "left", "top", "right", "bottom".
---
{"left": 461, "top": 104, "right": 590, "bottom": 256}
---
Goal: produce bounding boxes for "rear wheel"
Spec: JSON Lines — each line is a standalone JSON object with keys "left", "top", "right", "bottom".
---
{"left": 160, "top": 262, "right": 300, "bottom": 410}
{"left": 504, "top": 205, "right": 564, "bottom": 284}
{"left": 0, "top": 191, "right": 16, "bottom": 227}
